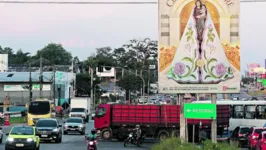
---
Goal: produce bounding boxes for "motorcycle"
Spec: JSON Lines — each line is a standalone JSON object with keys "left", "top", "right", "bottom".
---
{"left": 124, "top": 132, "right": 145, "bottom": 147}
{"left": 85, "top": 136, "right": 98, "bottom": 150}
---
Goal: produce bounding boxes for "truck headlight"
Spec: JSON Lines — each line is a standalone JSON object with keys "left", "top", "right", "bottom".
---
{"left": 27, "top": 138, "right": 33, "bottom": 142}
{"left": 53, "top": 128, "right": 58, "bottom": 132}
{"left": 7, "top": 137, "right": 14, "bottom": 142}
{"left": 69, "top": 114, "right": 71, "bottom": 117}
{"left": 79, "top": 124, "right": 83, "bottom": 128}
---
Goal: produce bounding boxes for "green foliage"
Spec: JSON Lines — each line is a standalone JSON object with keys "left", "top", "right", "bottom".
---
{"left": 35, "top": 43, "right": 72, "bottom": 65}
{"left": 151, "top": 138, "right": 239, "bottom": 150}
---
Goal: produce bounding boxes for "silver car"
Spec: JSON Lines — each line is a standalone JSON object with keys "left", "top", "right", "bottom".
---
{"left": 63, "top": 117, "right": 86, "bottom": 135}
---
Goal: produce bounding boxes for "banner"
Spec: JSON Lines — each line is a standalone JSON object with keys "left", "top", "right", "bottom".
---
{"left": 158, "top": 0, "right": 240, "bottom": 93}
{"left": 4, "top": 84, "right": 51, "bottom": 91}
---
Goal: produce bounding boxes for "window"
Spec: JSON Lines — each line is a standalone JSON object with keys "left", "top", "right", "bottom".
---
{"left": 256, "top": 105, "right": 266, "bottom": 119}
{"left": 245, "top": 105, "right": 256, "bottom": 119}
{"left": 264, "top": 134, "right": 266, "bottom": 139}
{"left": 11, "top": 127, "right": 34, "bottom": 135}
{"left": 67, "top": 118, "right": 82, "bottom": 123}
{"left": 254, "top": 129, "right": 263, "bottom": 134}
{"left": 36, "top": 120, "right": 57, "bottom": 127}
{"left": 233, "top": 105, "right": 244, "bottom": 118}
{"left": 239, "top": 127, "right": 250, "bottom": 134}
{"left": 97, "top": 108, "right": 106, "bottom": 116}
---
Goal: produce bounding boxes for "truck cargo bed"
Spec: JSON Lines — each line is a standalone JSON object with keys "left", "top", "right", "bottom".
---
{"left": 112, "top": 105, "right": 180, "bottom": 126}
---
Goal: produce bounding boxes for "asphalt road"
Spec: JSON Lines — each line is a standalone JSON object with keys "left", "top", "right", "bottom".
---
{"left": 0, "top": 119, "right": 154, "bottom": 150}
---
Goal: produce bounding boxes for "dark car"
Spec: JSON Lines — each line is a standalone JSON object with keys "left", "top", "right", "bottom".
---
{"left": 35, "top": 118, "right": 62, "bottom": 143}
{"left": 230, "top": 126, "right": 250, "bottom": 147}
{"left": 63, "top": 117, "right": 86, "bottom": 135}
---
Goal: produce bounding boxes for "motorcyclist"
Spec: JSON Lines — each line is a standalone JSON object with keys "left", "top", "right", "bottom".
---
{"left": 131, "top": 124, "right": 142, "bottom": 142}
{"left": 87, "top": 128, "right": 98, "bottom": 141}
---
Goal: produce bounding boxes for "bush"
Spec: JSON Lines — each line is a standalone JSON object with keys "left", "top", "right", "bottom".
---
{"left": 151, "top": 138, "right": 239, "bottom": 150}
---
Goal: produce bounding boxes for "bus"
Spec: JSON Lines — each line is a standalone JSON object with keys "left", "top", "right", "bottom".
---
{"left": 27, "top": 99, "right": 54, "bottom": 126}
{"left": 193, "top": 100, "right": 266, "bottom": 131}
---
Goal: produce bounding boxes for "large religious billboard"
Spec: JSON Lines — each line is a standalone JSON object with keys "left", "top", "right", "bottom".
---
{"left": 158, "top": 0, "right": 240, "bottom": 93}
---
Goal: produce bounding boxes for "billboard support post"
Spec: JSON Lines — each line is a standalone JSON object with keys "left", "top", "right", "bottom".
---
{"left": 211, "top": 93, "right": 217, "bottom": 143}
{"left": 179, "top": 94, "right": 186, "bottom": 143}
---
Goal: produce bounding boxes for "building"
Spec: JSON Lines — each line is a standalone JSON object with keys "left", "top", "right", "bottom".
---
{"left": 0, "top": 71, "right": 76, "bottom": 106}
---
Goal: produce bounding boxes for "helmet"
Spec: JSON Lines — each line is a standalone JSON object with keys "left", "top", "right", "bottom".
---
{"left": 135, "top": 124, "right": 140, "bottom": 128}
{"left": 91, "top": 129, "right": 96, "bottom": 134}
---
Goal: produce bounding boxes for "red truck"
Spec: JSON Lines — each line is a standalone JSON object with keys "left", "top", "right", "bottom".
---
{"left": 94, "top": 104, "right": 229, "bottom": 141}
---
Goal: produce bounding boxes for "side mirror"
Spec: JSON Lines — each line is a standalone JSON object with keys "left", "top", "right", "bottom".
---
{"left": 0, "top": 127, "right": 2, "bottom": 130}
{"left": 58, "top": 125, "right": 62, "bottom": 127}
{"left": 6, "top": 133, "right": 9, "bottom": 136}
{"left": 63, "top": 122, "right": 66, "bottom": 123}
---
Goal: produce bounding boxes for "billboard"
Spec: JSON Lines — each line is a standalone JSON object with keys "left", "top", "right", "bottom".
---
{"left": 158, "top": 0, "right": 240, "bottom": 93}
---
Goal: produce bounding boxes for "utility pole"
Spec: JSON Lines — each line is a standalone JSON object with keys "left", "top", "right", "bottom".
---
{"left": 180, "top": 94, "right": 186, "bottom": 143}
{"left": 140, "top": 70, "right": 145, "bottom": 96}
{"left": 39, "top": 56, "right": 43, "bottom": 98}
{"left": 90, "top": 67, "right": 94, "bottom": 111}
{"left": 53, "top": 64, "right": 56, "bottom": 106}
{"left": 211, "top": 93, "right": 217, "bottom": 143}
{"left": 29, "top": 63, "right": 32, "bottom": 102}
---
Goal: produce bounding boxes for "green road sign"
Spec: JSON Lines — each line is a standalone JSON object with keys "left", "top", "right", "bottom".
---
{"left": 184, "top": 104, "right": 216, "bottom": 119}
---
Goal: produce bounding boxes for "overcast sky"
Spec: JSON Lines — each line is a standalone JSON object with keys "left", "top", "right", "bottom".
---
{"left": 0, "top": 1, "right": 265, "bottom": 74}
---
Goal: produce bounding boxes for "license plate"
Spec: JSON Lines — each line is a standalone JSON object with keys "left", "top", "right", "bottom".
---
{"left": 71, "top": 129, "right": 76, "bottom": 130}
{"left": 16, "top": 144, "right": 24, "bottom": 147}
{"left": 41, "top": 135, "right": 48, "bottom": 137}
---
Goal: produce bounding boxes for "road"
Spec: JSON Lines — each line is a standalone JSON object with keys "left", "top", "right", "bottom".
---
{"left": 0, "top": 119, "right": 155, "bottom": 150}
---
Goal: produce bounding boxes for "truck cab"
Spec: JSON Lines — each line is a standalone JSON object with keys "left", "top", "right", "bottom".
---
{"left": 69, "top": 97, "right": 91, "bottom": 122}
{"left": 69, "top": 108, "right": 88, "bottom": 122}
{"left": 94, "top": 104, "right": 111, "bottom": 139}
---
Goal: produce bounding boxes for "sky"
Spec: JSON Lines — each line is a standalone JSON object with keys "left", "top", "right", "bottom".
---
{"left": 0, "top": 1, "right": 266, "bottom": 74}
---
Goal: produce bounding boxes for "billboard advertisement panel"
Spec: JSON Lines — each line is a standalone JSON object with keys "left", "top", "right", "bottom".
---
{"left": 158, "top": 0, "right": 240, "bottom": 93}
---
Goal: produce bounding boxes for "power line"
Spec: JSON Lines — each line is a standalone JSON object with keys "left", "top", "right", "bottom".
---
{"left": 0, "top": 1, "right": 157, "bottom": 4}
{"left": 0, "top": 0, "right": 265, "bottom": 4}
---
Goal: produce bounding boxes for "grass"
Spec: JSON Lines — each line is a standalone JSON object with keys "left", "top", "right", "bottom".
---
{"left": 151, "top": 138, "right": 239, "bottom": 150}
{"left": 248, "top": 90, "right": 265, "bottom": 96}
{"left": 9, "top": 117, "right": 27, "bottom": 124}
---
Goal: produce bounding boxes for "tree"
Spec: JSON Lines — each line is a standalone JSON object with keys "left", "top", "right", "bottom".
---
{"left": 0, "top": 46, "right": 31, "bottom": 64}
{"left": 118, "top": 73, "right": 143, "bottom": 92}
{"left": 75, "top": 73, "right": 101, "bottom": 97}
{"left": 123, "top": 38, "right": 157, "bottom": 66}
{"left": 34, "top": 43, "right": 72, "bottom": 65}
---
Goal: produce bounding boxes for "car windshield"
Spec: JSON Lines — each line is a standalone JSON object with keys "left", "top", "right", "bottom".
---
{"left": 254, "top": 129, "right": 263, "bottom": 134}
{"left": 67, "top": 118, "right": 82, "bottom": 123}
{"left": 240, "top": 127, "right": 250, "bottom": 134}
{"left": 11, "top": 127, "right": 34, "bottom": 135}
{"left": 29, "top": 101, "right": 50, "bottom": 115}
{"left": 36, "top": 120, "right": 57, "bottom": 127}
{"left": 71, "top": 108, "right": 85, "bottom": 112}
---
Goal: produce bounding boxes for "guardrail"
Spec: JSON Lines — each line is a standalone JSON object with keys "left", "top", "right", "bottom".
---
{"left": 4, "top": 111, "right": 27, "bottom": 118}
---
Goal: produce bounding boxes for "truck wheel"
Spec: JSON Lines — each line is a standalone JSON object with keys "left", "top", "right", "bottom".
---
{"left": 170, "top": 130, "right": 179, "bottom": 138}
{"left": 101, "top": 128, "right": 112, "bottom": 140}
{"left": 158, "top": 130, "right": 169, "bottom": 141}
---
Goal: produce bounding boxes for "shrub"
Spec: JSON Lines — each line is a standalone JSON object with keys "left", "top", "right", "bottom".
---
{"left": 151, "top": 138, "right": 239, "bottom": 150}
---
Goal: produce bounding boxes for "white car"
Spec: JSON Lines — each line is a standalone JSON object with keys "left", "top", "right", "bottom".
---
{"left": 0, "top": 126, "right": 3, "bottom": 143}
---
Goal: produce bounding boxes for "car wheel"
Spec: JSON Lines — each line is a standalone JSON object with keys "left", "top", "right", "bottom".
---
{"left": 0, "top": 135, "right": 2, "bottom": 144}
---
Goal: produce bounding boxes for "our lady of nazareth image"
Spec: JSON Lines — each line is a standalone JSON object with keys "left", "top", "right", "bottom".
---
{"left": 167, "top": 0, "right": 234, "bottom": 84}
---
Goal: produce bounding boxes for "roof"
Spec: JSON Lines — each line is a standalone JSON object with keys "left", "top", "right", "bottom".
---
{"left": 0, "top": 72, "right": 53, "bottom": 82}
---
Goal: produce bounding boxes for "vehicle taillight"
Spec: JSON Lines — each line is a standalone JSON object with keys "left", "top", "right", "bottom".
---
{"left": 238, "top": 134, "right": 243, "bottom": 137}
{"left": 264, "top": 141, "right": 266, "bottom": 144}
{"left": 252, "top": 135, "right": 258, "bottom": 139}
